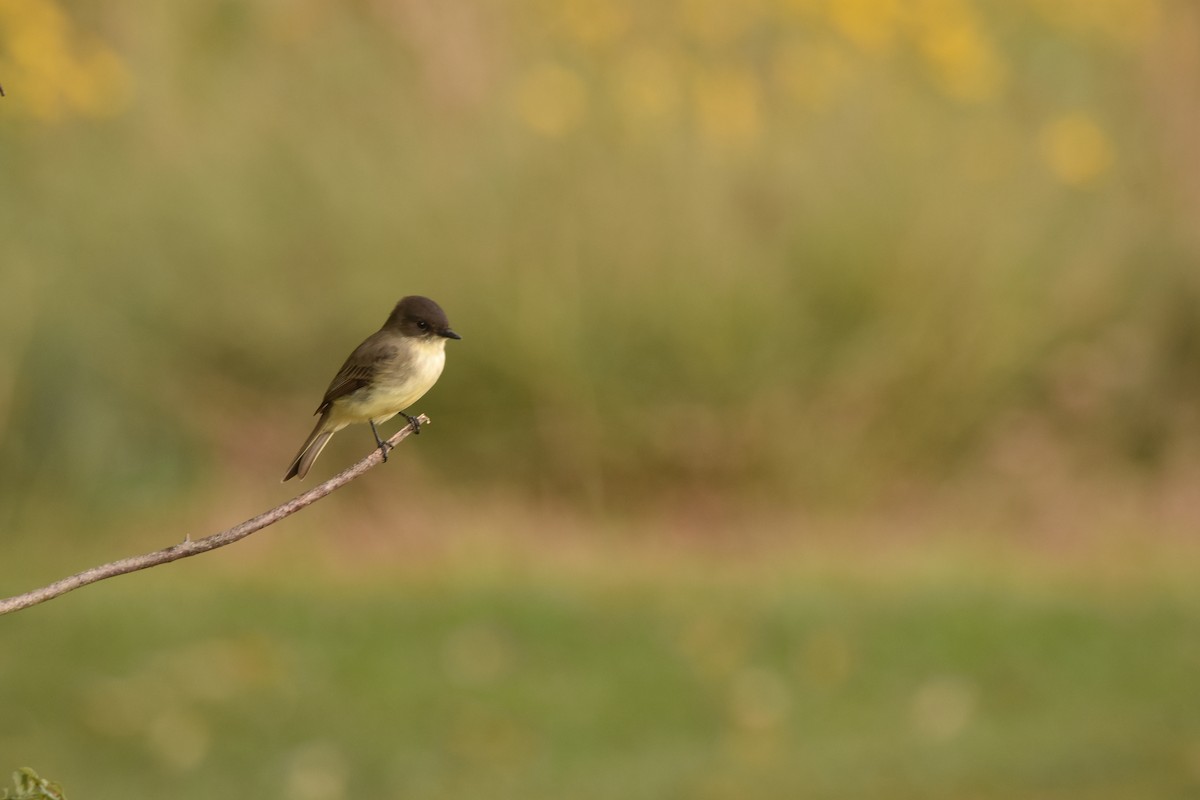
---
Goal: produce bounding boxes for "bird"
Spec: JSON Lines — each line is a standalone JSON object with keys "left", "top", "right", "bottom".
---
{"left": 283, "top": 295, "right": 461, "bottom": 481}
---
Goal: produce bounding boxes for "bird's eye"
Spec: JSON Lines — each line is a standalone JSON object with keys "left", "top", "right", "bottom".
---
{"left": 417, "top": 320, "right": 429, "bottom": 330}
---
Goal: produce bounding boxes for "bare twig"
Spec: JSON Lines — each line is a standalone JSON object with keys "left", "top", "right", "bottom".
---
{"left": 0, "top": 415, "right": 430, "bottom": 616}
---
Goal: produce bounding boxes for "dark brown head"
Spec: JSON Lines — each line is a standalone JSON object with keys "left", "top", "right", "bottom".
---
{"left": 384, "top": 296, "right": 461, "bottom": 341}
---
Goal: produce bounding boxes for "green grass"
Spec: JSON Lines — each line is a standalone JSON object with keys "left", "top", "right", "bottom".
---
{"left": 3, "top": 567, "right": 1198, "bottom": 799}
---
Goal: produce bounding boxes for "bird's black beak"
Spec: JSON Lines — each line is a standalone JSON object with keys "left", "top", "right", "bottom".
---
{"left": 442, "top": 329, "right": 462, "bottom": 340}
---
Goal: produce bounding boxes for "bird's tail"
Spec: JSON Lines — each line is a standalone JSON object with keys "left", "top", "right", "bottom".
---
{"left": 283, "top": 412, "right": 336, "bottom": 482}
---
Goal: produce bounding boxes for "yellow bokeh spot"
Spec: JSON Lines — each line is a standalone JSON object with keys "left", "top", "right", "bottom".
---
{"left": 1039, "top": 113, "right": 1115, "bottom": 185}
{"left": 613, "top": 47, "right": 684, "bottom": 129}
{"left": 0, "top": 0, "right": 133, "bottom": 122}
{"left": 560, "top": 0, "right": 631, "bottom": 47}
{"left": 918, "top": 21, "right": 1007, "bottom": 103}
{"left": 907, "top": 0, "right": 1006, "bottom": 103}
{"left": 827, "top": 0, "right": 903, "bottom": 54}
{"left": 514, "top": 62, "right": 588, "bottom": 138}
{"left": 693, "top": 66, "right": 762, "bottom": 147}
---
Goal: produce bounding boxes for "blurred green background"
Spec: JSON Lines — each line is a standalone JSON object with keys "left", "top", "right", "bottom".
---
{"left": 2, "top": 0, "right": 1200, "bottom": 796}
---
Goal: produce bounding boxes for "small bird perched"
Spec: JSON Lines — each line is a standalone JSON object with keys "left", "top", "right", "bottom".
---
{"left": 283, "top": 295, "right": 461, "bottom": 481}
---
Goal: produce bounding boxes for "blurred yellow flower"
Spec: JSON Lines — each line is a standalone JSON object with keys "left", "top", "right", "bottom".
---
{"left": 612, "top": 47, "right": 684, "bottom": 130}
{"left": 0, "top": 0, "right": 132, "bottom": 122}
{"left": 918, "top": 20, "right": 1007, "bottom": 103}
{"left": 828, "top": 0, "right": 903, "bottom": 54}
{"left": 907, "top": 0, "right": 1007, "bottom": 103}
{"left": 1039, "top": 113, "right": 1115, "bottom": 185}
{"left": 560, "top": 0, "right": 631, "bottom": 47}
{"left": 514, "top": 62, "right": 589, "bottom": 138}
{"left": 693, "top": 65, "right": 763, "bottom": 147}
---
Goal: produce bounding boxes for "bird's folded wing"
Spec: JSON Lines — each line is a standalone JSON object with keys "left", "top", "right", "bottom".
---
{"left": 313, "top": 334, "right": 398, "bottom": 414}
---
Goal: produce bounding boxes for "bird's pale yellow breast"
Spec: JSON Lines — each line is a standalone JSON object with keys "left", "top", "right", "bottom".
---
{"left": 328, "top": 337, "right": 447, "bottom": 427}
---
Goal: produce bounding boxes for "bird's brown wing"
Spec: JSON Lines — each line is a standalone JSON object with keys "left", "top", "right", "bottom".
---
{"left": 313, "top": 334, "right": 396, "bottom": 414}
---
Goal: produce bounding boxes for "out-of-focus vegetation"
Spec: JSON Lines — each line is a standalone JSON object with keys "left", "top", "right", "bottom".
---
{"left": 0, "top": 768, "right": 67, "bottom": 800}
{"left": 3, "top": 567, "right": 1200, "bottom": 799}
{"left": 2, "top": 0, "right": 1198, "bottom": 529}
{"left": 3, "top": 1, "right": 1200, "bottom": 797}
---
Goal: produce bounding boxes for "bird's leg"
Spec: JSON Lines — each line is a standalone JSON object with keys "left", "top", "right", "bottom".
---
{"left": 370, "top": 420, "right": 391, "bottom": 462}
{"left": 401, "top": 412, "right": 422, "bottom": 435}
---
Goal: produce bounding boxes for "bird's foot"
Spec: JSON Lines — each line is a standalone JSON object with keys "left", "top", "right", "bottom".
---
{"left": 370, "top": 420, "right": 392, "bottom": 462}
{"left": 402, "top": 413, "right": 422, "bottom": 435}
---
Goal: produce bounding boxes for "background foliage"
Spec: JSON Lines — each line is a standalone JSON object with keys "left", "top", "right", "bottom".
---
{"left": 2, "top": 0, "right": 1199, "bottom": 797}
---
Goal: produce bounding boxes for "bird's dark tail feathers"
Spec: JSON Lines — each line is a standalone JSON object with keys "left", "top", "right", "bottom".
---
{"left": 283, "top": 412, "right": 335, "bottom": 482}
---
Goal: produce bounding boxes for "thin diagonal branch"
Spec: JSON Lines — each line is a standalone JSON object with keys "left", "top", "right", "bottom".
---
{"left": 0, "top": 415, "right": 430, "bottom": 616}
